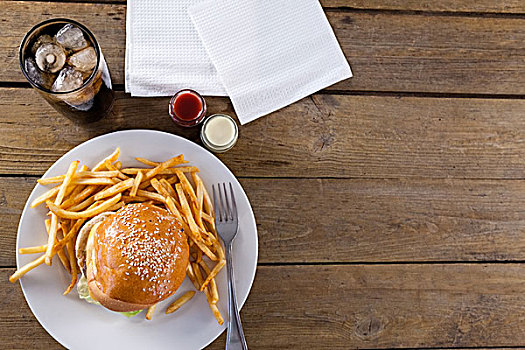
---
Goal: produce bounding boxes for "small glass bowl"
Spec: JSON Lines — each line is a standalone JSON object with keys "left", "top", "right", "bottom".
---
{"left": 168, "top": 89, "right": 207, "bottom": 127}
{"left": 200, "top": 114, "right": 239, "bottom": 153}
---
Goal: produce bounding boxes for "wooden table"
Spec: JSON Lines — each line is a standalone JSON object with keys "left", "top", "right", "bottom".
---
{"left": 1, "top": 1, "right": 525, "bottom": 349}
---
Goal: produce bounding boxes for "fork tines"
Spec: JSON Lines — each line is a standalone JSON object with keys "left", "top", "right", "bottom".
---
{"left": 212, "top": 182, "right": 237, "bottom": 222}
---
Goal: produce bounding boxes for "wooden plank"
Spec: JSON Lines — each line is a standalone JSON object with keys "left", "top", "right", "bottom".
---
{"left": 3, "top": 264, "right": 525, "bottom": 349}
{"left": 0, "top": 177, "right": 34, "bottom": 266}
{"left": 5, "top": 177, "right": 525, "bottom": 266}
{"left": 321, "top": 0, "right": 525, "bottom": 14}
{"left": 2, "top": 1, "right": 524, "bottom": 94}
{"left": 19, "top": 0, "right": 525, "bottom": 14}
{"left": 1, "top": 89, "right": 525, "bottom": 178}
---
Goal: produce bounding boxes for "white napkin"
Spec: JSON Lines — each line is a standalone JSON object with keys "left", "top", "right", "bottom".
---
{"left": 189, "top": 0, "right": 352, "bottom": 124}
{"left": 125, "top": 0, "right": 227, "bottom": 96}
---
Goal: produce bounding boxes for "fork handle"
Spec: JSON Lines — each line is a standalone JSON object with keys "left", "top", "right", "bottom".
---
{"left": 225, "top": 242, "right": 248, "bottom": 350}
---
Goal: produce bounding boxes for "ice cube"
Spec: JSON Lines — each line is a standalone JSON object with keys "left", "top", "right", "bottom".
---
{"left": 52, "top": 67, "right": 84, "bottom": 92}
{"left": 68, "top": 47, "right": 97, "bottom": 72}
{"left": 31, "top": 34, "right": 54, "bottom": 55}
{"left": 56, "top": 24, "right": 88, "bottom": 51}
{"left": 24, "top": 58, "right": 55, "bottom": 89}
{"left": 35, "top": 43, "right": 66, "bottom": 73}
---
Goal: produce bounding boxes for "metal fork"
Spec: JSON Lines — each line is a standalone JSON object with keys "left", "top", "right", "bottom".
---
{"left": 213, "top": 182, "right": 248, "bottom": 350}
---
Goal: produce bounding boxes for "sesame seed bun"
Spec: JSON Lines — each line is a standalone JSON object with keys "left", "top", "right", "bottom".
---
{"left": 79, "top": 203, "right": 189, "bottom": 312}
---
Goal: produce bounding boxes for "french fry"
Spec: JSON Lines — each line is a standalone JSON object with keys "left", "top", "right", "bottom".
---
{"left": 145, "top": 155, "right": 186, "bottom": 179}
{"left": 136, "top": 157, "right": 159, "bottom": 167}
{"left": 209, "top": 303, "right": 224, "bottom": 325}
{"left": 190, "top": 234, "right": 218, "bottom": 261}
{"left": 201, "top": 212, "right": 214, "bottom": 224}
{"left": 46, "top": 193, "right": 122, "bottom": 220}
{"left": 146, "top": 304, "right": 157, "bottom": 320}
{"left": 30, "top": 186, "right": 60, "bottom": 208}
{"left": 175, "top": 171, "right": 199, "bottom": 208}
{"left": 212, "top": 239, "right": 225, "bottom": 261}
{"left": 19, "top": 245, "right": 47, "bottom": 254}
{"left": 64, "top": 239, "right": 78, "bottom": 295}
{"left": 193, "top": 263, "right": 223, "bottom": 324}
{"left": 60, "top": 185, "right": 99, "bottom": 209}
{"left": 92, "top": 148, "right": 120, "bottom": 171}
{"left": 201, "top": 212, "right": 218, "bottom": 239}
{"left": 138, "top": 178, "right": 152, "bottom": 190}
{"left": 46, "top": 161, "right": 79, "bottom": 265}
{"left": 66, "top": 195, "right": 95, "bottom": 212}
{"left": 159, "top": 178, "right": 177, "bottom": 198}
{"left": 192, "top": 262, "right": 204, "bottom": 286}
{"left": 37, "top": 171, "right": 120, "bottom": 185}
{"left": 192, "top": 202, "right": 205, "bottom": 233}
{"left": 51, "top": 221, "right": 71, "bottom": 273}
{"left": 175, "top": 183, "right": 202, "bottom": 241}
{"left": 199, "top": 260, "right": 226, "bottom": 292}
{"left": 66, "top": 183, "right": 85, "bottom": 203}
{"left": 150, "top": 178, "right": 170, "bottom": 198}
{"left": 198, "top": 260, "right": 220, "bottom": 304}
{"left": 45, "top": 220, "right": 70, "bottom": 273}
{"left": 135, "top": 189, "right": 166, "bottom": 203}
{"left": 122, "top": 166, "right": 199, "bottom": 175}
{"left": 9, "top": 254, "right": 46, "bottom": 283}
{"left": 114, "top": 161, "right": 122, "bottom": 169}
{"left": 129, "top": 170, "right": 143, "bottom": 197}
{"left": 12, "top": 218, "right": 84, "bottom": 283}
{"left": 136, "top": 156, "right": 189, "bottom": 168}
{"left": 186, "top": 264, "right": 200, "bottom": 290}
{"left": 122, "top": 168, "right": 151, "bottom": 175}
{"left": 122, "top": 195, "right": 149, "bottom": 203}
{"left": 196, "top": 179, "right": 204, "bottom": 212}
{"left": 77, "top": 171, "right": 119, "bottom": 178}
{"left": 167, "top": 176, "right": 179, "bottom": 185}
{"left": 79, "top": 165, "right": 90, "bottom": 172}
{"left": 195, "top": 249, "right": 203, "bottom": 264}
{"left": 165, "top": 291, "right": 196, "bottom": 314}
{"left": 164, "top": 195, "right": 181, "bottom": 217}
{"left": 71, "top": 178, "right": 116, "bottom": 186}
{"left": 94, "top": 178, "right": 134, "bottom": 201}
{"left": 104, "top": 159, "right": 128, "bottom": 180}
{"left": 59, "top": 218, "right": 85, "bottom": 253}
{"left": 209, "top": 279, "right": 219, "bottom": 304}
{"left": 37, "top": 176, "right": 64, "bottom": 185}
{"left": 107, "top": 201, "right": 125, "bottom": 212}
{"left": 193, "top": 173, "right": 213, "bottom": 216}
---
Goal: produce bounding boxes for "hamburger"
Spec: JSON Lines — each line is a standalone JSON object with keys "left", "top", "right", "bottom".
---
{"left": 75, "top": 203, "right": 189, "bottom": 316}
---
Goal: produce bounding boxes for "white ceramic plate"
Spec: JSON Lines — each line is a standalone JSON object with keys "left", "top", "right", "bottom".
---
{"left": 16, "top": 130, "right": 258, "bottom": 350}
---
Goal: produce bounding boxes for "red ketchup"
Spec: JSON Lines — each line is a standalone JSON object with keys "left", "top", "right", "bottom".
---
{"left": 169, "top": 89, "right": 206, "bottom": 127}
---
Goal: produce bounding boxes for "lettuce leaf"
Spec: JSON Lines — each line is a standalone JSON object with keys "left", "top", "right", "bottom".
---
{"left": 77, "top": 275, "right": 142, "bottom": 317}
{"left": 119, "top": 310, "right": 142, "bottom": 317}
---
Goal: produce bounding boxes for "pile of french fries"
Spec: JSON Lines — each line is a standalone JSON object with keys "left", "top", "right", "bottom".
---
{"left": 9, "top": 148, "right": 225, "bottom": 324}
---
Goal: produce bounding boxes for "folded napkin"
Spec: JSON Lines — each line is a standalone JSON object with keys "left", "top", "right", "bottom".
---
{"left": 189, "top": 0, "right": 352, "bottom": 124}
{"left": 125, "top": 0, "right": 227, "bottom": 96}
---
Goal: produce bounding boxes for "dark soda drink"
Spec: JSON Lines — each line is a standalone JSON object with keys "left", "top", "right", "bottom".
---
{"left": 19, "top": 19, "right": 114, "bottom": 123}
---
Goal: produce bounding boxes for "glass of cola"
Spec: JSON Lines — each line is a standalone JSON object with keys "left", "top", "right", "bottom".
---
{"left": 19, "top": 19, "right": 115, "bottom": 123}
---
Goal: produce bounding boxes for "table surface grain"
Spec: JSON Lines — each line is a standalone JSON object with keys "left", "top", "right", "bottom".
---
{"left": 1, "top": 1, "right": 525, "bottom": 349}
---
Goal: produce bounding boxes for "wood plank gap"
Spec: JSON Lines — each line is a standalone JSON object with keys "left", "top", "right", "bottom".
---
{"left": 319, "top": 90, "right": 525, "bottom": 100}
{"left": 15, "top": 0, "right": 125, "bottom": 4}
{"left": 258, "top": 261, "right": 525, "bottom": 266}
{"left": 10, "top": 0, "right": 525, "bottom": 17}
{"left": 324, "top": 7, "right": 525, "bottom": 18}
{"left": 2, "top": 82, "right": 523, "bottom": 100}
{"left": 237, "top": 176, "right": 525, "bottom": 181}
{"left": 14, "top": 174, "right": 525, "bottom": 181}
{"left": 0, "top": 174, "right": 38, "bottom": 178}
{"left": 365, "top": 346, "right": 525, "bottom": 350}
